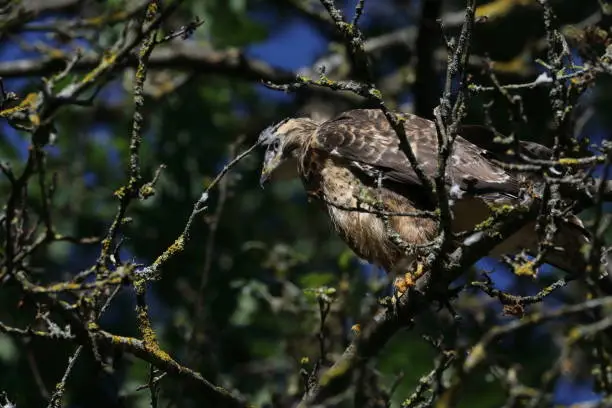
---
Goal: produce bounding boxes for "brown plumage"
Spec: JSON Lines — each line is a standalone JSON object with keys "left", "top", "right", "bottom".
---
{"left": 258, "top": 109, "right": 589, "bottom": 277}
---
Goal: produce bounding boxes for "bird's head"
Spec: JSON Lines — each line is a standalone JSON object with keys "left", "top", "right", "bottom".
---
{"left": 258, "top": 117, "right": 317, "bottom": 187}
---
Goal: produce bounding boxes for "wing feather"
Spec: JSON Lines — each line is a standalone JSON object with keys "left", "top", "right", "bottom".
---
{"left": 311, "top": 109, "right": 520, "bottom": 199}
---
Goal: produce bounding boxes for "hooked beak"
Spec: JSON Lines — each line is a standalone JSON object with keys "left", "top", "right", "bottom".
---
{"left": 260, "top": 155, "right": 279, "bottom": 188}
{"left": 260, "top": 168, "right": 271, "bottom": 188}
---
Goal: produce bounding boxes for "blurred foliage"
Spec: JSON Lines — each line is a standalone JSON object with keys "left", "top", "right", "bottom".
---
{"left": 0, "top": 0, "right": 611, "bottom": 407}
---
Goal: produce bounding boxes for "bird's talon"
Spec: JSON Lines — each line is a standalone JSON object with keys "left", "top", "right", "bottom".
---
{"left": 393, "top": 272, "right": 415, "bottom": 297}
{"left": 414, "top": 262, "right": 424, "bottom": 279}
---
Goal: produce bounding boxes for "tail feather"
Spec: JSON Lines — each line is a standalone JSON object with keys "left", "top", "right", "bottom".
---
{"left": 540, "top": 215, "right": 589, "bottom": 275}
{"left": 539, "top": 215, "right": 612, "bottom": 294}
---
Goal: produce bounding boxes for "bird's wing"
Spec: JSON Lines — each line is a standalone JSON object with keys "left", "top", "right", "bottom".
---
{"left": 458, "top": 125, "right": 553, "bottom": 161}
{"left": 312, "top": 109, "right": 520, "bottom": 199}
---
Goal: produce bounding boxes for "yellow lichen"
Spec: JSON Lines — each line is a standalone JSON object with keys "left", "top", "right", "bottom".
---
{"left": 558, "top": 157, "right": 580, "bottom": 165}
{"left": 113, "top": 186, "right": 126, "bottom": 199}
{"left": 513, "top": 260, "right": 537, "bottom": 278}
{"left": 138, "top": 308, "right": 158, "bottom": 346}
{"left": 567, "top": 326, "right": 579, "bottom": 339}
{"left": 100, "top": 237, "right": 112, "bottom": 254}
{"left": 317, "top": 76, "right": 334, "bottom": 86}
{"left": 474, "top": 215, "right": 495, "bottom": 231}
{"left": 80, "top": 52, "right": 117, "bottom": 85}
{"left": 475, "top": 0, "right": 532, "bottom": 21}
{"left": 0, "top": 92, "right": 39, "bottom": 118}
{"left": 34, "top": 281, "right": 80, "bottom": 293}
{"left": 47, "top": 49, "right": 65, "bottom": 60}
{"left": 110, "top": 334, "right": 140, "bottom": 347}
{"left": 29, "top": 113, "right": 40, "bottom": 127}
{"left": 145, "top": 1, "right": 158, "bottom": 19}
{"left": 84, "top": 11, "right": 128, "bottom": 26}
{"left": 489, "top": 49, "right": 532, "bottom": 75}
{"left": 464, "top": 343, "right": 486, "bottom": 370}
{"left": 338, "top": 22, "right": 355, "bottom": 35}
{"left": 139, "top": 183, "right": 155, "bottom": 199}
{"left": 490, "top": 203, "right": 515, "bottom": 216}
{"left": 136, "top": 301, "right": 173, "bottom": 362}
{"left": 152, "top": 235, "right": 185, "bottom": 268}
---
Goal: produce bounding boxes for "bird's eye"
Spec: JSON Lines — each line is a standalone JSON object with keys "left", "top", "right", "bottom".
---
{"left": 272, "top": 139, "right": 281, "bottom": 150}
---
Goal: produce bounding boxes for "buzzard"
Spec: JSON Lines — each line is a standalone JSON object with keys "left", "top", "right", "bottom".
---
{"left": 258, "top": 109, "right": 589, "bottom": 281}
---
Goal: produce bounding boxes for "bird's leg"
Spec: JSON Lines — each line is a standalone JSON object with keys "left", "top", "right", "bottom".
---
{"left": 372, "top": 169, "right": 424, "bottom": 300}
